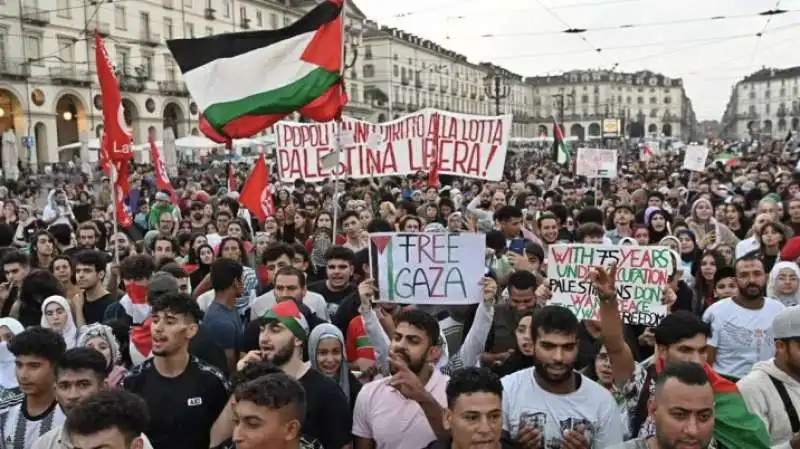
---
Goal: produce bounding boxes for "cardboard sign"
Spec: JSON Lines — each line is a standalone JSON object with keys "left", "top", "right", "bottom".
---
{"left": 546, "top": 244, "right": 674, "bottom": 325}
{"left": 370, "top": 232, "right": 485, "bottom": 305}
{"left": 682, "top": 145, "right": 709, "bottom": 172}
{"left": 275, "top": 109, "right": 511, "bottom": 182}
{"left": 576, "top": 148, "right": 618, "bottom": 178}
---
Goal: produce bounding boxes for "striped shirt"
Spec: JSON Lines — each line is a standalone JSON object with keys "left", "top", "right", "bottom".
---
{"left": 0, "top": 395, "right": 65, "bottom": 449}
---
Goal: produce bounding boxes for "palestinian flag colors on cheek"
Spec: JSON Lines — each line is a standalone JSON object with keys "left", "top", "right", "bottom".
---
{"left": 166, "top": 0, "right": 347, "bottom": 141}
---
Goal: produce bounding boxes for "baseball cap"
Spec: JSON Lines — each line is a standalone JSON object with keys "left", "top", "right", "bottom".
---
{"left": 773, "top": 307, "right": 800, "bottom": 340}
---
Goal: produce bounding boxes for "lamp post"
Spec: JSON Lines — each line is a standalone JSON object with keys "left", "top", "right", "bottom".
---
{"left": 484, "top": 70, "right": 510, "bottom": 116}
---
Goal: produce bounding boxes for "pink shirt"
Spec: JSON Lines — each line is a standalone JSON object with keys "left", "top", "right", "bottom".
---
{"left": 352, "top": 370, "right": 449, "bottom": 449}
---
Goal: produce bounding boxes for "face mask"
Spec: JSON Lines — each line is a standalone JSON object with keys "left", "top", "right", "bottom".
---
{"left": 125, "top": 282, "right": 148, "bottom": 304}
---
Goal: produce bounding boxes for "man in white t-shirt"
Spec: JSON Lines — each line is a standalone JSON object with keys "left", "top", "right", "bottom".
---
{"left": 703, "top": 254, "right": 786, "bottom": 378}
{"left": 501, "top": 306, "right": 624, "bottom": 449}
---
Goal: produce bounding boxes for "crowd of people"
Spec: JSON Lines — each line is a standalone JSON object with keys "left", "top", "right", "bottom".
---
{"left": 0, "top": 138, "right": 794, "bottom": 449}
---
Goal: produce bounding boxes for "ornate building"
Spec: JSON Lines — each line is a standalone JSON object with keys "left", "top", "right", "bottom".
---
{"left": 720, "top": 67, "right": 800, "bottom": 140}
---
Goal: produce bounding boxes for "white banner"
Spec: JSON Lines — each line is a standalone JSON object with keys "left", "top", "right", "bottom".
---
{"left": 576, "top": 148, "right": 618, "bottom": 179}
{"left": 682, "top": 145, "right": 709, "bottom": 172}
{"left": 274, "top": 109, "right": 511, "bottom": 182}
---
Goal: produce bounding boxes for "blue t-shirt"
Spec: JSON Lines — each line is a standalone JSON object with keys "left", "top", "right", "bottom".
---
{"left": 202, "top": 301, "right": 243, "bottom": 351}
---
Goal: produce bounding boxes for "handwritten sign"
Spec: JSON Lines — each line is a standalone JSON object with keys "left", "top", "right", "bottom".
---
{"left": 576, "top": 148, "right": 618, "bottom": 178}
{"left": 682, "top": 145, "right": 709, "bottom": 172}
{"left": 370, "top": 232, "right": 485, "bottom": 305}
{"left": 546, "top": 244, "right": 674, "bottom": 325}
{"left": 274, "top": 109, "right": 511, "bottom": 182}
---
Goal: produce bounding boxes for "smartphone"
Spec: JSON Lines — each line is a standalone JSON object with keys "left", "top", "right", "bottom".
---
{"left": 509, "top": 238, "right": 525, "bottom": 255}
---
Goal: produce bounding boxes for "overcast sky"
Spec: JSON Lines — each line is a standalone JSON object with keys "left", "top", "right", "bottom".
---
{"left": 355, "top": 0, "right": 800, "bottom": 121}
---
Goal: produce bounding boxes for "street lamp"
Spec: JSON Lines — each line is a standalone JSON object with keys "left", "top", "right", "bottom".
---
{"left": 484, "top": 70, "right": 510, "bottom": 116}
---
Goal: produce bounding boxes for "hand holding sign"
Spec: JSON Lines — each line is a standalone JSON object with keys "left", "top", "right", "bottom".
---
{"left": 358, "top": 279, "right": 378, "bottom": 310}
{"left": 662, "top": 285, "right": 677, "bottom": 311}
{"left": 482, "top": 277, "right": 498, "bottom": 304}
{"left": 588, "top": 263, "right": 618, "bottom": 303}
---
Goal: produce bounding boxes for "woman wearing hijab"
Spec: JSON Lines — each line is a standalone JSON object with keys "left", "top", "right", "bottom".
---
{"left": 0, "top": 318, "right": 24, "bottom": 400}
{"left": 766, "top": 261, "right": 800, "bottom": 307}
{"left": 77, "top": 323, "right": 127, "bottom": 387}
{"left": 491, "top": 313, "right": 535, "bottom": 378}
{"left": 40, "top": 295, "right": 78, "bottom": 348}
{"left": 676, "top": 229, "right": 701, "bottom": 288}
{"left": 686, "top": 197, "right": 739, "bottom": 249}
{"left": 308, "top": 323, "right": 362, "bottom": 411}
{"left": 645, "top": 207, "right": 672, "bottom": 244}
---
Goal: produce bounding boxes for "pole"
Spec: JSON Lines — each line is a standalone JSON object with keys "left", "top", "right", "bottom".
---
{"left": 494, "top": 76, "right": 501, "bottom": 116}
{"left": 387, "top": 38, "right": 393, "bottom": 119}
{"left": 110, "top": 164, "right": 120, "bottom": 264}
{"left": 332, "top": 123, "right": 341, "bottom": 241}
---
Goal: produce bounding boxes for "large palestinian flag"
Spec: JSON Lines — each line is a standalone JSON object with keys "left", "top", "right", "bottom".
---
{"left": 166, "top": 0, "right": 347, "bottom": 142}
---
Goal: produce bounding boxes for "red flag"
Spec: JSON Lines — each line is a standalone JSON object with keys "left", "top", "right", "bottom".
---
{"left": 95, "top": 32, "right": 133, "bottom": 164}
{"left": 428, "top": 112, "right": 441, "bottom": 188}
{"left": 227, "top": 162, "right": 237, "bottom": 193}
{"left": 111, "top": 163, "right": 133, "bottom": 228}
{"left": 148, "top": 135, "right": 176, "bottom": 202}
{"left": 240, "top": 154, "right": 275, "bottom": 222}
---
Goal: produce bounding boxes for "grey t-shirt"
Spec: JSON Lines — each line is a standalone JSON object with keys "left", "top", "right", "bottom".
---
{"left": 605, "top": 438, "right": 647, "bottom": 449}
{"left": 202, "top": 301, "right": 243, "bottom": 351}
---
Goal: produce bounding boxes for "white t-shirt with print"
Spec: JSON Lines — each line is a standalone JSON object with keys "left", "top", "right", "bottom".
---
{"left": 501, "top": 368, "right": 624, "bottom": 449}
{"left": 702, "top": 297, "right": 786, "bottom": 378}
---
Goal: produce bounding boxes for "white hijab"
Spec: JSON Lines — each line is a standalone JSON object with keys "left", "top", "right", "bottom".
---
{"left": 41, "top": 295, "right": 78, "bottom": 349}
{"left": 0, "top": 318, "right": 24, "bottom": 389}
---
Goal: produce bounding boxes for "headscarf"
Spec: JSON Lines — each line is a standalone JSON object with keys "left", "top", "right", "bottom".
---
{"left": 0, "top": 318, "right": 24, "bottom": 389}
{"left": 308, "top": 323, "right": 350, "bottom": 400}
{"left": 690, "top": 198, "right": 722, "bottom": 245}
{"left": 77, "top": 323, "right": 122, "bottom": 368}
{"left": 646, "top": 208, "right": 672, "bottom": 244}
{"left": 40, "top": 295, "right": 78, "bottom": 349}
{"left": 766, "top": 261, "right": 800, "bottom": 307}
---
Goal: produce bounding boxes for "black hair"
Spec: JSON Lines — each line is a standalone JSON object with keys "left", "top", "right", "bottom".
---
{"left": 524, "top": 242, "right": 545, "bottom": 263}
{"left": 654, "top": 310, "right": 712, "bottom": 346}
{"left": 20, "top": 269, "right": 65, "bottom": 304}
{"left": 1, "top": 250, "right": 29, "bottom": 268}
{"left": 234, "top": 373, "right": 307, "bottom": 427}
{"left": 230, "top": 360, "right": 282, "bottom": 389}
{"left": 536, "top": 212, "right": 559, "bottom": 228}
{"left": 218, "top": 197, "right": 240, "bottom": 216}
{"left": 493, "top": 205, "right": 523, "bottom": 222}
{"left": 158, "top": 263, "right": 189, "bottom": 279}
{"left": 366, "top": 219, "right": 393, "bottom": 233}
{"left": 65, "top": 389, "right": 150, "bottom": 445}
{"left": 547, "top": 204, "right": 569, "bottom": 224}
{"left": 0, "top": 223, "right": 14, "bottom": 247}
{"left": 262, "top": 243, "right": 295, "bottom": 265}
{"left": 485, "top": 230, "right": 506, "bottom": 252}
{"left": 210, "top": 258, "right": 244, "bottom": 292}
{"left": 48, "top": 224, "right": 73, "bottom": 246}
{"left": 150, "top": 234, "right": 178, "bottom": 253}
{"left": 72, "top": 250, "right": 107, "bottom": 274}
{"left": 273, "top": 266, "right": 307, "bottom": 289}
{"left": 530, "top": 305, "right": 579, "bottom": 341}
{"left": 507, "top": 270, "right": 537, "bottom": 292}
{"left": 654, "top": 361, "right": 710, "bottom": 398}
{"left": 575, "top": 206, "right": 605, "bottom": 226}
{"left": 445, "top": 367, "right": 502, "bottom": 408}
{"left": 735, "top": 251, "right": 765, "bottom": 273}
{"left": 341, "top": 210, "right": 360, "bottom": 225}
{"left": 713, "top": 266, "right": 735, "bottom": 286}
{"left": 395, "top": 309, "right": 440, "bottom": 347}
{"left": 9, "top": 327, "right": 67, "bottom": 363}
{"left": 119, "top": 255, "right": 156, "bottom": 281}
{"left": 573, "top": 223, "right": 605, "bottom": 243}
{"left": 56, "top": 347, "right": 108, "bottom": 379}
{"left": 150, "top": 292, "right": 203, "bottom": 323}
{"left": 325, "top": 246, "right": 355, "bottom": 264}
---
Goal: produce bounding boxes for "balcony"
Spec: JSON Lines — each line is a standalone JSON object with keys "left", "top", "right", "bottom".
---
{"left": 205, "top": 8, "right": 216, "bottom": 20}
{"left": 140, "top": 31, "right": 161, "bottom": 47}
{"left": 241, "top": 18, "right": 251, "bottom": 29}
{"left": 21, "top": 7, "right": 50, "bottom": 26}
{"left": 49, "top": 63, "right": 91, "bottom": 86}
{"left": 470, "top": 92, "right": 476, "bottom": 99}
{"left": 777, "top": 108, "right": 788, "bottom": 118}
{"left": 119, "top": 73, "right": 147, "bottom": 93}
{"left": 401, "top": 76, "right": 410, "bottom": 86}
{"left": 513, "top": 113, "right": 533, "bottom": 124}
{"left": 440, "top": 85, "right": 447, "bottom": 93}
{"left": 394, "top": 102, "right": 406, "bottom": 111}
{"left": 428, "top": 83, "right": 435, "bottom": 91}
{"left": 95, "top": 21, "right": 111, "bottom": 36}
{"left": 0, "top": 59, "right": 30, "bottom": 80}
{"left": 157, "top": 80, "right": 190, "bottom": 97}
{"left": 163, "top": 0, "right": 174, "bottom": 8}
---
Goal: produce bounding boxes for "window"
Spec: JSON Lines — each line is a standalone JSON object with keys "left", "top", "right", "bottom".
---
{"left": 57, "top": 37, "right": 75, "bottom": 63}
{"left": 581, "top": 95, "right": 588, "bottom": 103}
{"left": 352, "top": 84, "right": 360, "bottom": 103}
{"left": 270, "top": 13, "right": 278, "bottom": 29}
{"left": 393, "top": 65, "right": 399, "bottom": 77}
{"left": 284, "top": 16, "right": 292, "bottom": 26}
{"left": 25, "top": 34, "right": 41, "bottom": 62}
{"left": 186, "top": 22, "right": 194, "bottom": 38}
{"left": 363, "top": 64, "right": 374, "bottom": 78}
{"left": 116, "top": 46, "right": 130, "bottom": 74}
{"left": 256, "top": 11, "right": 262, "bottom": 27}
{"left": 637, "top": 97, "right": 643, "bottom": 104}
{"left": 139, "top": 12, "right": 150, "bottom": 36}
{"left": 0, "top": 28, "right": 7, "bottom": 64}
{"left": 164, "top": 54, "right": 176, "bottom": 81}
{"left": 142, "top": 52, "right": 153, "bottom": 79}
{"left": 649, "top": 97, "right": 657, "bottom": 104}
{"left": 364, "top": 44, "right": 372, "bottom": 60}
{"left": 766, "top": 90, "right": 771, "bottom": 99}
{"left": 57, "top": 0, "right": 70, "bottom": 18}
{"left": 205, "top": 26, "right": 213, "bottom": 36}
{"left": 183, "top": 0, "right": 191, "bottom": 7}
{"left": 164, "top": 18, "right": 173, "bottom": 39}
{"left": 749, "top": 105, "right": 756, "bottom": 115}
{"left": 664, "top": 96, "right": 671, "bottom": 104}
{"left": 114, "top": 5, "right": 126, "bottom": 29}
{"left": 222, "top": 0, "right": 230, "bottom": 17}
{"left": 240, "top": 6, "right": 246, "bottom": 20}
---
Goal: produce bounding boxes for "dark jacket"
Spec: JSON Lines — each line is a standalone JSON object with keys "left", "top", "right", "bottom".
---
{"left": 423, "top": 431, "right": 520, "bottom": 449}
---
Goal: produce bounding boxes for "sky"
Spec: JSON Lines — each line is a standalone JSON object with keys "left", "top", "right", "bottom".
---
{"left": 355, "top": 0, "right": 800, "bottom": 121}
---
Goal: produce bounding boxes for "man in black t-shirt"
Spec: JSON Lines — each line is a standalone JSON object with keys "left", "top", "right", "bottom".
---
{"left": 72, "top": 250, "right": 117, "bottom": 325}
{"left": 123, "top": 293, "right": 229, "bottom": 449}
{"left": 238, "top": 301, "right": 351, "bottom": 449}
{"left": 306, "top": 246, "right": 356, "bottom": 318}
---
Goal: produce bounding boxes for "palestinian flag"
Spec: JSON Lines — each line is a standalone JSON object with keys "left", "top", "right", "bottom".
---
{"left": 166, "top": 0, "right": 347, "bottom": 142}
{"left": 714, "top": 152, "right": 738, "bottom": 166}
{"left": 553, "top": 118, "right": 571, "bottom": 166}
{"left": 263, "top": 301, "right": 310, "bottom": 341}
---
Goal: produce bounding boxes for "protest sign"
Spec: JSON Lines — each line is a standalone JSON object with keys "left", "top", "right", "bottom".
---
{"left": 546, "top": 244, "right": 674, "bottom": 325}
{"left": 576, "top": 148, "right": 618, "bottom": 178}
{"left": 682, "top": 145, "right": 709, "bottom": 171}
{"left": 370, "top": 232, "right": 485, "bottom": 305}
{"left": 274, "top": 109, "right": 511, "bottom": 182}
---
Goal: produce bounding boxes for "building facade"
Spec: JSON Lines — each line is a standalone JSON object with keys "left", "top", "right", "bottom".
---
{"left": 0, "top": 0, "right": 367, "bottom": 164}
{"left": 720, "top": 67, "right": 800, "bottom": 140}
{"left": 524, "top": 70, "right": 697, "bottom": 142}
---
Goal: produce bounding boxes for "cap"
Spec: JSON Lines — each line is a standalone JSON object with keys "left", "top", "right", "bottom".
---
{"left": 147, "top": 272, "right": 179, "bottom": 300}
{"left": 780, "top": 236, "right": 800, "bottom": 262}
{"left": 262, "top": 301, "right": 309, "bottom": 341}
{"left": 155, "top": 192, "right": 171, "bottom": 202}
{"left": 773, "top": 307, "right": 800, "bottom": 340}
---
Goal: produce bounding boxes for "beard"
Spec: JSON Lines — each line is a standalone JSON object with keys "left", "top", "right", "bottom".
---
{"left": 389, "top": 350, "right": 426, "bottom": 375}
{"left": 739, "top": 283, "right": 764, "bottom": 300}
{"left": 533, "top": 357, "right": 573, "bottom": 384}
{"left": 265, "top": 341, "right": 295, "bottom": 367}
{"left": 655, "top": 424, "right": 711, "bottom": 449}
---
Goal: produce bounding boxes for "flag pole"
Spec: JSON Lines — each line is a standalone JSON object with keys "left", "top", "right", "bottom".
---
{"left": 110, "top": 162, "right": 120, "bottom": 264}
{"left": 331, "top": 0, "right": 345, "bottom": 243}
